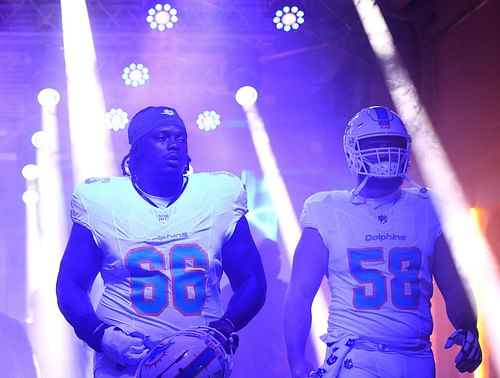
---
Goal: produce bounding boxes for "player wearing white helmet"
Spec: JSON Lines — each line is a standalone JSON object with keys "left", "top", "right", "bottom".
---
{"left": 284, "top": 106, "right": 481, "bottom": 377}
{"left": 56, "top": 106, "right": 266, "bottom": 377}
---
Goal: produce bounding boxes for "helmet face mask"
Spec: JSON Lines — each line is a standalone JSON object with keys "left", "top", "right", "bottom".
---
{"left": 136, "top": 327, "right": 232, "bottom": 378}
{"left": 344, "top": 106, "right": 411, "bottom": 178}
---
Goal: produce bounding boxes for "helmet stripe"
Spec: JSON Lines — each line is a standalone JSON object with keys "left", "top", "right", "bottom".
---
{"left": 177, "top": 346, "right": 217, "bottom": 377}
{"left": 374, "top": 107, "right": 390, "bottom": 126}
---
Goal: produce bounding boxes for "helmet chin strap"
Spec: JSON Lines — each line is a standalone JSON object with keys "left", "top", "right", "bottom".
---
{"left": 350, "top": 173, "right": 428, "bottom": 203}
{"left": 350, "top": 175, "right": 370, "bottom": 202}
{"left": 403, "top": 174, "right": 429, "bottom": 196}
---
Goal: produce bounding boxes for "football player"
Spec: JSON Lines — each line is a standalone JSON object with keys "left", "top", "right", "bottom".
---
{"left": 56, "top": 106, "right": 267, "bottom": 377}
{"left": 284, "top": 106, "right": 482, "bottom": 377}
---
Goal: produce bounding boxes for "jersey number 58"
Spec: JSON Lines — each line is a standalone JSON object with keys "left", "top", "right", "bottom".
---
{"left": 348, "top": 247, "right": 422, "bottom": 310}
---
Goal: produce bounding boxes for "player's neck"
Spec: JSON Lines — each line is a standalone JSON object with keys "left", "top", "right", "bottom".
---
{"left": 358, "top": 176, "right": 402, "bottom": 199}
{"left": 134, "top": 174, "right": 185, "bottom": 197}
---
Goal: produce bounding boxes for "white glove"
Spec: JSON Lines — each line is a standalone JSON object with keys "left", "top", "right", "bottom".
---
{"left": 101, "top": 327, "right": 149, "bottom": 367}
{"left": 444, "top": 328, "right": 482, "bottom": 373}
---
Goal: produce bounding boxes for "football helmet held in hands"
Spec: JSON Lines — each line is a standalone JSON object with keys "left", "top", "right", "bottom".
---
{"left": 344, "top": 106, "right": 411, "bottom": 178}
{"left": 135, "top": 326, "right": 233, "bottom": 378}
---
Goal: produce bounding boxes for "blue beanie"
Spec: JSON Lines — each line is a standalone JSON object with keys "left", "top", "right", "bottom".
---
{"left": 128, "top": 106, "right": 186, "bottom": 145}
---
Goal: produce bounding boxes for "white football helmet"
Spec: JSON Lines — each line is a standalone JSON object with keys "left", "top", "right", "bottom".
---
{"left": 343, "top": 106, "right": 411, "bottom": 178}
{"left": 135, "top": 327, "right": 232, "bottom": 378}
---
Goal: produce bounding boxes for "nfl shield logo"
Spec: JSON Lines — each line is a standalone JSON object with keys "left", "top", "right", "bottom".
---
{"left": 377, "top": 215, "right": 388, "bottom": 224}
{"left": 158, "top": 214, "right": 169, "bottom": 224}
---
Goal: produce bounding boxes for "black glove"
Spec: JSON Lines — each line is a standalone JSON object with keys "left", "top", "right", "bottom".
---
{"left": 208, "top": 316, "right": 239, "bottom": 354}
{"left": 444, "top": 328, "right": 482, "bottom": 373}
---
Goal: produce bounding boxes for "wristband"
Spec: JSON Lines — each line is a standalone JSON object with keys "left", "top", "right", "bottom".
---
{"left": 221, "top": 316, "right": 235, "bottom": 331}
{"left": 73, "top": 315, "right": 110, "bottom": 352}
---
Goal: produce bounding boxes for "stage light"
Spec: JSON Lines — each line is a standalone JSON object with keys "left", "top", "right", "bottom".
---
{"left": 235, "top": 85, "right": 258, "bottom": 106}
{"left": 196, "top": 110, "right": 221, "bottom": 131}
{"left": 22, "top": 164, "right": 40, "bottom": 181}
{"left": 104, "top": 108, "right": 129, "bottom": 131}
{"left": 146, "top": 3, "right": 179, "bottom": 31}
{"left": 37, "top": 88, "right": 61, "bottom": 107}
{"left": 22, "top": 190, "right": 40, "bottom": 204}
{"left": 122, "top": 63, "right": 150, "bottom": 87}
{"left": 31, "top": 130, "right": 50, "bottom": 149}
{"left": 273, "top": 5, "right": 304, "bottom": 32}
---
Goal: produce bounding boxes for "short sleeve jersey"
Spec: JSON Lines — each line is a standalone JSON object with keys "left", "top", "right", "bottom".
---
{"left": 71, "top": 172, "right": 247, "bottom": 340}
{"left": 300, "top": 188, "right": 442, "bottom": 349}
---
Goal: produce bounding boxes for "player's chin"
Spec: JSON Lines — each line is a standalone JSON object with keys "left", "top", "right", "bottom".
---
{"left": 160, "top": 163, "right": 184, "bottom": 175}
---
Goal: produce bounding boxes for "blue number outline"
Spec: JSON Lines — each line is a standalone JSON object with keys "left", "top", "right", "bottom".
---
{"left": 170, "top": 244, "right": 209, "bottom": 316}
{"left": 348, "top": 247, "right": 422, "bottom": 310}
{"left": 125, "top": 244, "right": 208, "bottom": 316}
{"left": 348, "top": 248, "right": 387, "bottom": 309}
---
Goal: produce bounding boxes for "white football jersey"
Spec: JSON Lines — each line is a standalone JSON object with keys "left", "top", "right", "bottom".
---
{"left": 301, "top": 188, "right": 442, "bottom": 349}
{"left": 71, "top": 172, "right": 247, "bottom": 341}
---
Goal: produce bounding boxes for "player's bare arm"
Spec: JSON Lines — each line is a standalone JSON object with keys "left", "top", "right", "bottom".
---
{"left": 219, "top": 216, "right": 266, "bottom": 332}
{"left": 56, "top": 223, "right": 105, "bottom": 349}
{"left": 56, "top": 223, "right": 148, "bottom": 366}
{"left": 284, "top": 227, "right": 328, "bottom": 377}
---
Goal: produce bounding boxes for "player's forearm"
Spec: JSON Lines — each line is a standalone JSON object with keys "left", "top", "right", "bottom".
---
{"left": 441, "top": 277, "right": 478, "bottom": 332}
{"left": 445, "top": 291, "right": 478, "bottom": 333}
{"left": 223, "top": 275, "right": 266, "bottom": 331}
{"left": 56, "top": 278, "right": 107, "bottom": 351}
{"left": 283, "top": 290, "right": 314, "bottom": 372}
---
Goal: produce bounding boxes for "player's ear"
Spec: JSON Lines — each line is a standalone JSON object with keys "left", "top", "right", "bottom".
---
{"left": 183, "top": 156, "right": 192, "bottom": 174}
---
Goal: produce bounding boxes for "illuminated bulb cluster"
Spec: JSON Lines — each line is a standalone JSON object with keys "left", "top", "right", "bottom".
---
{"left": 273, "top": 6, "right": 304, "bottom": 32}
{"left": 146, "top": 3, "right": 179, "bottom": 31}
{"left": 122, "top": 63, "right": 150, "bottom": 87}
{"left": 196, "top": 110, "right": 221, "bottom": 131}
{"left": 104, "top": 108, "right": 129, "bottom": 131}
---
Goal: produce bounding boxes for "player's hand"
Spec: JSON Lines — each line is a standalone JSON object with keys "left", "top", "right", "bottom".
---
{"left": 101, "top": 327, "right": 149, "bottom": 367}
{"left": 208, "top": 317, "right": 239, "bottom": 354}
{"left": 290, "top": 359, "right": 316, "bottom": 378}
{"left": 444, "top": 328, "right": 482, "bottom": 373}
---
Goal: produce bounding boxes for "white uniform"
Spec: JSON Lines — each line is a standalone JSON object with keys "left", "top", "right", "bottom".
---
{"left": 71, "top": 172, "right": 247, "bottom": 377}
{"left": 301, "top": 188, "right": 440, "bottom": 377}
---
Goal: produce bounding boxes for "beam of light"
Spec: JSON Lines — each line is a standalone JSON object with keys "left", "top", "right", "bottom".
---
{"left": 241, "top": 170, "right": 279, "bottom": 242}
{"left": 241, "top": 102, "right": 327, "bottom": 365}
{"left": 23, "top": 179, "right": 42, "bottom": 377}
{"left": 469, "top": 208, "right": 488, "bottom": 378}
{"left": 60, "top": 2, "right": 114, "bottom": 376}
{"left": 24, "top": 179, "right": 41, "bottom": 314}
{"left": 27, "top": 95, "right": 75, "bottom": 378}
{"left": 61, "top": 0, "right": 116, "bottom": 183}
{"left": 353, "top": 1, "right": 500, "bottom": 374}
